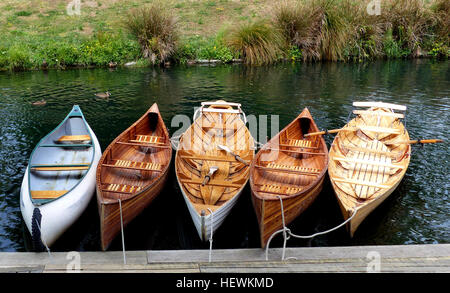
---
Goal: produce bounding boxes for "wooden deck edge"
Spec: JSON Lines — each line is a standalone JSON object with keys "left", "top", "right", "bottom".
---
{"left": 0, "top": 244, "right": 448, "bottom": 273}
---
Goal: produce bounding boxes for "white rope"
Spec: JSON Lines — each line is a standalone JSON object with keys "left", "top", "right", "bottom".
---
{"left": 207, "top": 208, "right": 214, "bottom": 263}
{"left": 118, "top": 199, "right": 126, "bottom": 265}
{"left": 265, "top": 196, "right": 359, "bottom": 261}
{"left": 34, "top": 218, "right": 51, "bottom": 257}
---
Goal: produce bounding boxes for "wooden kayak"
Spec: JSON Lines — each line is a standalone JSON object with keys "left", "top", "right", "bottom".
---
{"left": 328, "top": 102, "right": 410, "bottom": 237}
{"left": 249, "top": 108, "right": 329, "bottom": 248}
{"left": 20, "top": 105, "right": 101, "bottom": 250}
{"left": 175, "top": 100, "right": 255, "bottom": 241}
{"left": 96, "top": 103, "right": 172, "bottom": 250}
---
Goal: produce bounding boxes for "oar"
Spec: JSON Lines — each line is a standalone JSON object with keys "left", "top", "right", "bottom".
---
{"left": 218, "top": 145, "right": 249, "bottom": 166}
{"left": 385, "top": 139, "right": 444, "bottom": 145}
{"left": 202, "top": 166, "right": 219, "bottom": 186}
{"left": 304, "top": 129, "right": 341, "bottom": 137}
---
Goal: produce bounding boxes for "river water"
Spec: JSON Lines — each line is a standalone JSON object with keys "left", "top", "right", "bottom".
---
{"left": 0, "top": 60, "right": 448, "bottom": 252}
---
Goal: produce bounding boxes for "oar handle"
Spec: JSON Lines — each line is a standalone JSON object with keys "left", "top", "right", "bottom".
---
{"left": 202, "top": 175, "right": 211, "bottom": 186}
{"left": 304, "top": 128, "right": 341, "bottom": 137}
{"left": 235, "top": 155, "right": 249, "bottom": 166}
{"left": 409, "top": 139, "right": 443, "bottom": 144}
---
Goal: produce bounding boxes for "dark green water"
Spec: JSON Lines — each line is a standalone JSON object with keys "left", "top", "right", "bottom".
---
{"left": 0, "top": 60, "right": 448, "bottom": 252}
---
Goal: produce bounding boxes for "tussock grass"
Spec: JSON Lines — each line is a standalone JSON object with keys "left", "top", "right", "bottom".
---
{"left": 125, "top": 3, "right": 179, "bottom": 64}
{"left": 226, "top": 20, "right": 284, "bottom": 65}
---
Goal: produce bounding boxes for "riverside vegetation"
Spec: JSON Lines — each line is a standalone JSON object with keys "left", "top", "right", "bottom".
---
{"left": 0, "top": 0, "right": 448, "bottom": 71}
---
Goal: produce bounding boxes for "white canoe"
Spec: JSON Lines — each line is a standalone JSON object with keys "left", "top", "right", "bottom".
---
{"left": 20, "top": 105, "right": 101, "bottom": 250}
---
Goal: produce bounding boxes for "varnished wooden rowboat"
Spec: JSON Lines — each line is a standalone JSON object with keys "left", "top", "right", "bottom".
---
{"left": 96, "top": 103, "right": 172, "bottom": 250}
{"left": 249, "top": 108, "right": 329, "bottom": 248}
{"left": 20, "top": 105, "right": 101, "bottom": 250}
{"left": 175, "top": 101, "right": 255, "bottom": 241}
{"left": 328, "top": 101, "right": 410, "bottom": 237}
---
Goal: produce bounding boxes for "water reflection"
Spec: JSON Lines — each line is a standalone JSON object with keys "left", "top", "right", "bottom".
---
{"left": 0, "top": 59, "right": 448, "bottom": 251}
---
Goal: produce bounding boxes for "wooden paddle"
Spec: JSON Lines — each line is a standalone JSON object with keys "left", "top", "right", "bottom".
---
{"left": 305, "top": 129, "right": 444, "bottom": 145}
{"left": 202, "top": 166, "right": 219, "bottom": 186}
{"left": 218, "top": 145, "right": 249, "bottom": 166}
{"left": 385, "top": 139, "right": 444, "bottom": 145}
{"left": 303, "top": 129, "right": 341, "bottom": 137}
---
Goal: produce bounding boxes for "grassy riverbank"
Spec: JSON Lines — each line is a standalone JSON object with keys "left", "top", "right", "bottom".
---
{"left": 0, "top": 0, "right": 448, "bottom": 71}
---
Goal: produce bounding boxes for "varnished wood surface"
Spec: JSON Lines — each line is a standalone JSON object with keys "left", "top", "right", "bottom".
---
{"left": 96, "top": 103, "right": 172, "bottom": 250}
{"left": 328, "top": 106, "right": 410, "bottom": 237}
{"left": 175, "top": 101, "right": 254, "bottom": 238}
{"left": 250, "top": 108, "right": 329, "bottom": 248}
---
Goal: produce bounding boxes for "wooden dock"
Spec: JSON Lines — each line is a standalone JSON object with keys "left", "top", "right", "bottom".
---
{"left": 0, "top": 244, "right": 448, "bottom": 273}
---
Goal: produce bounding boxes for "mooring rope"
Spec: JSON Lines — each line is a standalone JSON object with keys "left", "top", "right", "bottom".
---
{"left": 207, "top": 208, "right": 214, "bottom": 263}
{"left": 265, "top": 196, "right": 359, "bottom": 261}
{"left": 118, "top": 199, "right": 126, "bottom": 265}
{"left": 34, "top": 218, "right": 51, "bottom": 257}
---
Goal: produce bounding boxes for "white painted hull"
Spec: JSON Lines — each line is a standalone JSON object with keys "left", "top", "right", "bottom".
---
{"left": 20, "top": 122, "right": 101, "bottom": 248}
{"left": 177, "top": 178, "right": 247, "bottom": 241}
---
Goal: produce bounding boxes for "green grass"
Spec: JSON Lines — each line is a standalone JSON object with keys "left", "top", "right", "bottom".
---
{"left": 0, "top": 0, "right": 448, "bottom": 71}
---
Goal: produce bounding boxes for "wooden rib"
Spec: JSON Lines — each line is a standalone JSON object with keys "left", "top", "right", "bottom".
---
{"left": 57, "top": 135, "right": 91, "bottom": 142}
{"left": 30, "top": 190, "right": 67, "bottom": 199}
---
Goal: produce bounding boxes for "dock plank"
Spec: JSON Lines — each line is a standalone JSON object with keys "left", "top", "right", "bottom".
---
{"left": 0, "top": 244, "right": 448, "bottom": 273}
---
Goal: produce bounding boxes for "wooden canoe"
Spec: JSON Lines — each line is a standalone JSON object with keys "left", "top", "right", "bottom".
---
{"left": 20, "top": 105, "right": 101, "bottom": 250}
{"left": 96, "top": 103, "right": 172, "bottom": 251}
{"left": 328, "top": 102, "right": 410, "bottom": 237}
{"left": 249, "top": 108, "right": 329, "bottom": 248}
{"left": 175, "top": 100, "right": 255, "bottom": 241}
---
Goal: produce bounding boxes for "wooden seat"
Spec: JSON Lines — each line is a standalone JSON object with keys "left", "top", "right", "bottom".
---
{"left": 256, "top": 184, "right": 302, "bottom": 195}
{"left": 279, "top": 139, "right": 317, "bottom": 149}
{"left": 103, "top": 183, "right": 143, "bottom": 194}
{"left": 102, "top": 160, "right": 162, "bottom": 172}
{"left": 255, "top": 163, "right": 320, "bottom": 176}
{"left": 30, "top": 164, "right": 90, "bottom": 171}
{"left": 340, "top": 145, "right": 400, "bottom": 159}
{"left": 31, "top": 190, "right": 67, "bottom": 199}
{"left": 130, "top": 135, "right": 164, "bottom": 144}
{"left": 178, "top": 152, "right": 239, "bottom": 163}
{"left": 353, "top": 110, "right": 404, "bottom": 119}
{"left": 56, "top": 135, "right": 91, "bottom": 143}
{"left": 180, "top": 178, "right": 241, "bottom": 188}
